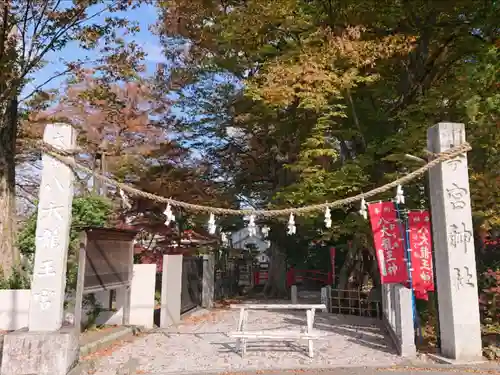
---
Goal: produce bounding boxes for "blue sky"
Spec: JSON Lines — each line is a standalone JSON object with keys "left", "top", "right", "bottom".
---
{"left": 15, "top": 3, "right": 249, "bottom": 214}
{"left": 23, "top": 3, "right": 165, "bottom": 100}
{"left": 21, "top": 2, "right": 235, "bottom": 162}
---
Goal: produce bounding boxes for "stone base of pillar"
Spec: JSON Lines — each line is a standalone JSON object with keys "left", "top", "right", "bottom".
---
{"left": 1, "top": 327, "right": 79, "bottom": 375}
{"left": 426, "top": 352, "right": 487, "bottom": 365}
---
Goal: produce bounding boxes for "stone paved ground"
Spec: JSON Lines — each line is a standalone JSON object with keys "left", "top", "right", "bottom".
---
{"left": 81, "top": 308, "right": 406, "bottom": 375}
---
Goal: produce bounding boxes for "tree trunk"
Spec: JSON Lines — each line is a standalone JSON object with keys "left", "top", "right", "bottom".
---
{"left": 338, "top": 244, "right": 357, "bottom": 290}
{"left": 368, "top": 252, "right": 381, "bottom": 288}
{"left": 263, "top": 244, "right": 287, "bottom": 298}
{"left": 0, "top": 97, "right": 19, "bottom": 277}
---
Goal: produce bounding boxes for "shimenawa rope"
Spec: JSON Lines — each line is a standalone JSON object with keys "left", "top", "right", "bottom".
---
{"left": 36, "top": 141, "right": 471, "bottom": 217}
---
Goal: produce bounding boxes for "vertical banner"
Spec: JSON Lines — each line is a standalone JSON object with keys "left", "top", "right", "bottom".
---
{"left": 408, "top": 211, "right": 435, "bottom": 298}
{"left": 368, "top": 202, "right": 408, "bottom": 284}
{"left": 329, "top": 247, "right": 336, "bottom": 284}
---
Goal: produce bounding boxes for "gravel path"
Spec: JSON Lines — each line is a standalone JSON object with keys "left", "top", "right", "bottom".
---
{"left": 81, "top": 308, "right": 405, "bottom": 374}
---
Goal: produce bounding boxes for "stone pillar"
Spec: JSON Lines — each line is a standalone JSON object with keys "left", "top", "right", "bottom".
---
{"left": 29, "top": 123, "right": 76, "bottom": 331}
{"left": 160, "top": 254, "right": 183, "bottom": 327}
{"left": 202, "top": 254, "right": 215, "bottom": 309}
{"left": 291, "top": 285, "right": 298, "bottom": 304}
{"left": 130, "top": 264, "right": 156, "bottom": 328}
{"left": 427, "top": 122, "right": 482, "bottom": 361}
{"left": 320, "top": 287, "right": 329, "bottom": 312}
{"left": 381, "top": 285, "right": 416, "bottom": 358}
{"left": 394, "top": 285, "right": 416, "bottom": 358}
{"left": 325, "top": 285, "right": 332, "bottom": 312}
{"left": 1, "top": 123, "right": 79, "bottom": 375}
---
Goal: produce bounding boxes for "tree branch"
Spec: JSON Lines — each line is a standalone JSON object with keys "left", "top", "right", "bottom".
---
{"left": 0, "top": 1, "right": 121, "bottom": 105}
{"left": 19, "top": 67, "right": 71, "bottom": 103}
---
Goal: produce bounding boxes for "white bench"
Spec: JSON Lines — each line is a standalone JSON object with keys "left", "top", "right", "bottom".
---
{"left": 229, "top": 303, "right": 326, "bottom": 358}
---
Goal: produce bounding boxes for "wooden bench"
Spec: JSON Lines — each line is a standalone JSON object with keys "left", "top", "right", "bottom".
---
{"left": 229, "top": 303, "right": 326, "bottom": 358}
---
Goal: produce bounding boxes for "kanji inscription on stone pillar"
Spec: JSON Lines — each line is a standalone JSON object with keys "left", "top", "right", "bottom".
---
{"left": 427, "top": 122, "right": 482, "bottom": 361}
{"left": 28, "top": 123, "right": 77, "bottom": 332}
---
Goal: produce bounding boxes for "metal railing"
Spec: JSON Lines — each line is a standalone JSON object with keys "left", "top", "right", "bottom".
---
{"left": 329, "top": 288, "right": 381, "bottom": 319}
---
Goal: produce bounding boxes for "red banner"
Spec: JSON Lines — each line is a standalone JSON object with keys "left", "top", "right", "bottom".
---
{"left": 408, "top": 211, "right": 435, "bottom": 297}
{"left": 414, "top": 289, "right": 429, "bottom": 301}
{"left": 368, "top": 202, "right": 408, "bottom": 284}
{"left": 329, "top": 247, "right": 336, "bottom": 284}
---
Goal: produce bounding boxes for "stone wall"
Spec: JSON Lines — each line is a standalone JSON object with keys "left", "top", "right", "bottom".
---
{"left": 0, "top": 265, "right": 157, "bottom": 331}
{"left": 381, "top": 284, "right": 416, "bottom": 357}
{"left": 0, "top": 290, "right": 31, "bottom": 331}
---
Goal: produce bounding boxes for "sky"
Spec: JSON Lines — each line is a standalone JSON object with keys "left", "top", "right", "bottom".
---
{"left": 16, "top": 2, "right": 246, "bottom": 215}
{"left": 22, "top": 2, "right": 208, "bottom": 144}
{"left": 17, "top": 3, "right": 171, "bottom": 215}
{"left": 22, "top": 3, "right": 166, "bottom": 100}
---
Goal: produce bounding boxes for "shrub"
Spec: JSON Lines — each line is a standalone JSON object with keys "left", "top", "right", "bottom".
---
{"left": 0, "top": 267, "right": 30, "bottom": 290}
{"left": 479, "top": 269, "right": 500, "bottom": 326}
{"left": 16, "top": 194, "right": 113, "bottom": 291}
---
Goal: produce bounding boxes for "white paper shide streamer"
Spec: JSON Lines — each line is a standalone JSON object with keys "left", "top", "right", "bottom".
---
{"left": 324, "top": 207, "right": 332, "bottom": 228}
{"left": 221, "top": 232, "right": 229, "bottom": 246}
{"left": 287, "top": 213, "right": 296, "bottom": 235}
{"left": 247, "top": 214, "right": 257, "bottom": 237}
{"left": 359, "top": 198, "right": 367, "bottom": 220}
{"left": 395, "top": 184, "right": 405, "bottom": 204}
{"left": 207, "top": 213, "right": 217, "bottom": 235}
{"left": 163, "top": 203, "right": 175, "bottom": 226}
{"left": 119, "top": 189, "right": 132, "bottom": 209}
{"left": 261, "top": 226, "right": 270, "bottom": 238}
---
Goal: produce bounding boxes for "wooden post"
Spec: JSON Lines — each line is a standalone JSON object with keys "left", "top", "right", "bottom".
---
{"left": 122, "top": 238, "right": 134, "bottom": 325}
{"left": 74, "top": 232, "right": 87, "bottom": 333}
{"left": 241, "top": 309, "right": 248, "bottom": 357}
{"left": 306, "top": 309, "right": 314, "bottom": 358}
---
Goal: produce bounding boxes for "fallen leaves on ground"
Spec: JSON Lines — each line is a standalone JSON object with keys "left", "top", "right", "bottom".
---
{"left": 380, "top": 366, "right": 500, "bottom": 374}
{"left": 80, "top": 333, "right": 145, "bottom": 362}
{"left": 215, "top": 367, "right": 500, "bottom": 375}
{"left": 218, "top": 369, "right": 345, "bottom": 375}
{"left": 214, "top": 297, "right": 246, "bottom": 309}
{"left": 181, "top": 311, "right": 223, "bottom": 325}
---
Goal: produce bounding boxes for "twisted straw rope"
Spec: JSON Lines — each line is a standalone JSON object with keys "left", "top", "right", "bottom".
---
{"left": 38, "top": 142, "right": 471, "bottom": 217}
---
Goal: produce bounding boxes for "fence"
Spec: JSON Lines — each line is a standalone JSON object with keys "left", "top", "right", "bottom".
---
{"left": 181, "top": 257, "right": 203, "bottom": 314}
{"left": 214, "top": 261, "right": 240, "bottom": 300}
{"left": 325, "top": 288, "right": 381, "bottom": 319}
{"left": 381, "top": 284, "right": 416, "bottom": 357}
{"left": 253, "top": 270, "right": 268, "bottom": 286}
{"left": 286, "top": 268, "right": 333, "bottom": 288}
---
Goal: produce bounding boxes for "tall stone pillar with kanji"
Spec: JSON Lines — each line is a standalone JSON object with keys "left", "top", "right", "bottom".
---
{"left": 427, "top": 122, "right": 483, "bottom": 362}
{"left": 1, "top": 123, "right": 79, "bottom": 375}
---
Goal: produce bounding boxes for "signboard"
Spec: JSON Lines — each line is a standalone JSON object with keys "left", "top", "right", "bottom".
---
{"left": 80, "top": 228, "right": 137, "bottom": 293}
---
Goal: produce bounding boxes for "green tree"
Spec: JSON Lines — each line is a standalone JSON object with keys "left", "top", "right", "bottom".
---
{"left": 0, "top": 0, "right": 149, "bottom": 276}
{"left": 157, "top": 0, "right": 499, "bottom": 295}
